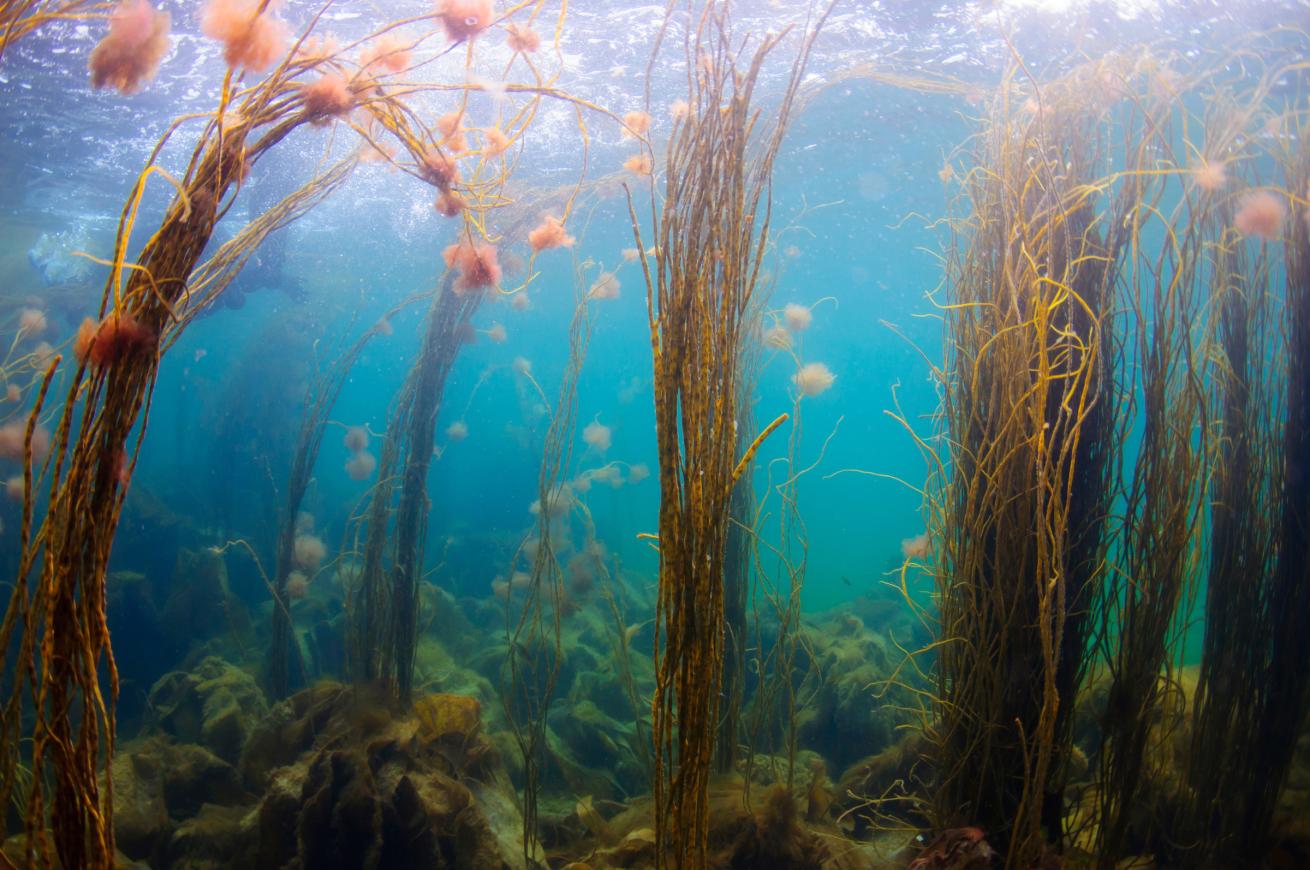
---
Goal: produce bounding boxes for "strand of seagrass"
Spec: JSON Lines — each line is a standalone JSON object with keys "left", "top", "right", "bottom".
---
{"left": 0, "top": 62, "right": 313, "bottom": 870}
{"left": 714, "top": 275, "right": 772, "bottom": 779}
{"left": 718, "top": 390, "right": 755, "bottom": 775}
{"left": 349, "top": 202, "right": 595, "bottom": 705}
{"left": 347, "top": 402, "right": 397, "bottom": 684}
{"left": 1182, "top": 196, "right": 1281, "bottom": 864}
{"left": 385, "top": 276, "right": 481, "bottom": 703}
{"left": 0, "top": 0, "right": 105, "bottom": 60}
{"left": 628, "top": 2, "right": 832, "bottom": 864}
{"left": 342, "top": 0, "right": 608, "bottom": 712}
{"left": 765, "top": 320, "right": 827, "bottom": 795}
{"left": 348, "top": 271, "right": 477, "bottom": 702}
{"left": 2, "top": 88, "right": 314, "bottom": 870}
{"left": 266, "top": 292, "right": 423, "bottom": 700}
{"left": 1177, "top": 59, "right": 1292, "bottom": 860}
{"left": 1242, "top": 100, "right": 1310, "bottom": 856}
{"left": 503, "top": 251, "right": 593, "bottom": 863}
{"left": 1093, "top": 74, "right": 1213, "bottom": 866}
{"left": 1092, "top": 47, "right": 1310, "bottom": 862}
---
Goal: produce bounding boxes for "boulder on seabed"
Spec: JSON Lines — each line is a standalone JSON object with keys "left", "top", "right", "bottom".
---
{"left": 112, "top": 737, "right": 248, "bottom": 865}
{"left": 244, "top": 682, "right": 535, "bottom": 869}
{"left": 145, "top": 656, "right": 268, "bottom": 765}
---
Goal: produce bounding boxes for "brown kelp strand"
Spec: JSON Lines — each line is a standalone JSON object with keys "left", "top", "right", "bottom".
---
{"left": 1255, "top": 101, "right": 1310, "bottom": 863}
{"left": 718, "top": 383, "right": 756, "bottom": 776}
{"left": 627, "top": 2, "right": 833, "bottom": 865}
{"left": 503, "top": 235, "right": 596, "bottom": 863}
{"left": 917, "top": 39, "right": 1310, "bottom": 868}
{"left": 1183, "top": 189, "right": 1283, "bottom": 863}
{"left": 168, "top": 153, "right": 360, "bottom": 337}
{"left": 349, "top": 272, "right": 482, "bottom": 702}
{"left": 927, "top": 56, "right": 1135, "bottom": 866}
{"left": 1181, "top": 75, "right": 1310, "bottom": 863}
{"left": 0, "top": 1, "right": 563, "bottom": 863}
{"left": 0, "top": 36, "right": 329, "bottom": 870}
{"left": 0, "top": 0, "right": 108, "bottom": 62}
{"left": 1091, "top": 62, "right": 1212, "bottom": 867}
{"left": 265, "top": 293, "right": 422, "bottom": 701}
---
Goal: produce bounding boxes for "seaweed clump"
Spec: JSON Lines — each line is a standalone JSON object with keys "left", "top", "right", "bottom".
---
{"left": 727, "top": 784, "right": 828, "bottom": 870}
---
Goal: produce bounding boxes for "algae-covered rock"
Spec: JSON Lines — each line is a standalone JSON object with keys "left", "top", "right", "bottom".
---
{"left": 241, "top": 683, "right": 532, "bottom": 869}
{"left": 549, "top": 699, "right": 644, "bottom": 799}
{"left": 412, "top": 635, "right": 501, "bottom": 722}
{"left": 297, "top": 749, "right": 386, "bottom": 868}
{"left": 833, "top": 731, "right": 926, "bottom": 836}
{"left": 414, "top": 692, "right": 482, "bottom": 741}
{"left": 470, "top": 775, "right": 535, "bottom": 867}
{"left": 545, "top": 725, "right": 624, "bottom": 803}
{"left": 427, "top": 583, "right": 482, "bottom": 649}
{"left": 111, "top": 737, "right": 248, "bottom": 864}
{"left": 146, "top": 656, "right": 268, "bottom": 765}
{"left": 240, "top": 681, "right": 356, "bottom": 791}
{"left": 161, "top": 743, "right": 246, "bottom": 819}
{"left": 163, "top": 803, "right": 251, "bottom": 869}
{"left": 112, "top": 747, "right": 171, "bottom": 862}
{"left": 0, "top": 833, "right": 148, "bottom": 869}
{"left": 1278, "top": 713, "right": 1310, "bottom": 820}
{"left": 254, "top": 766, "right": 304, "bottom": 868}
{"left": 570, "top": 667, "right": 649, "bottom": 724}
{"left": 793, "top": 613, "right": 914, "bottom": 772}
{"left": 727, "top": 783, "right": 829, "bottom": 870}
{"left": 570, "top": 775, "right": 870, "bottom": 870}
{"left": 594, "top": 827, "right": 657, "bottom": 868}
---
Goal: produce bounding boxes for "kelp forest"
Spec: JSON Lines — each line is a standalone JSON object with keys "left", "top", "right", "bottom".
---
{"left": 0, "top": 0, "right": 1308, "bottom": 868}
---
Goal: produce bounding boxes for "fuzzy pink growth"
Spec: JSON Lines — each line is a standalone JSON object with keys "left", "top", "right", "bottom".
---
{"left": 435, "top": 190, "right": 464, "bottom": 217}
{"left": 345, "top": 450, "right": 377, "bottom": 481}
{"left": 1234, "top": 191, "right": 1287, "bottom": 241}
{"left": 901, "top": 533, "right": 929, "bottom": 560}
{"left": 420, "top": 149, "right": 459, "bottom": 189}
{"left": 201, "top": 0, "right": 289, "bottom": 73}
{"left": 0, "top": 424, "right": 24, "bottom": 461}
{"left": 622, "top": 110, "right": 651, "bottom": 138}
{"left": 0, "top": 422, "right": 50, "bottom": 462}
{"left": 18, "top": 308, "right": 46, "bottom": 336}
{"left": 437, "top": 111, "right": 463, "bottom": 138}
{"left": 504, "top": 22, "right": 539, "bottom": 53}
{"left": 528, "top": 215, "right": 574, "bottom": 252}
{"left": 89, "top": 0, "right": 171, "bottom": 95}
{"left": 435, "top": 0, "right": 494, "bottom": 42}
{"left": 443, "top": 241, "right": 502, "bottom": 294}
{"left": 1191, "top": 159, "right": 1226, "bottom": 193}
{"left": 624, "top": 153, "right": 652, "bottom": 177}
{"left": 301, "top": 73, "right": 354, "bottom": 124}
{"left": 286, "top": 572, "right": 309, "bottom": 600}
{"left": 343, "top": 426, "right": 368, "bottom": 452}
{"left": 482, "top": 127, "right": 509, "bottom": 156}
{"left": 361, "top": 36, "right": 411, "bottom": 74}
{"left": 74, "top": 314, "right": 158, "bottom": 370}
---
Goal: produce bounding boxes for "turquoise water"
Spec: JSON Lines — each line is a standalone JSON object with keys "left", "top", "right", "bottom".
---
{"left": 1, "top": 0, "right": 1297, "bottom": 621}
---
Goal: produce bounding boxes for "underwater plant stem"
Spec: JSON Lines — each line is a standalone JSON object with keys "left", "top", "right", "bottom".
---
{"left": 634, "top": 2, "right": 832, "bottom": 865}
